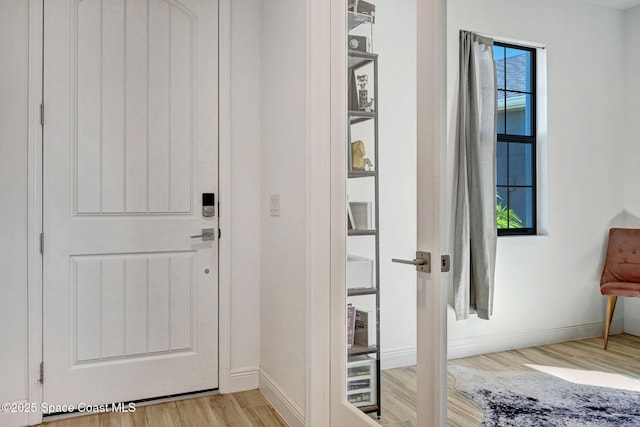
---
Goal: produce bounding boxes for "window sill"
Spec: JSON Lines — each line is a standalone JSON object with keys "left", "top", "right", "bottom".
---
{"left": 497, "top": 233, "right": 548, "bottom": 240}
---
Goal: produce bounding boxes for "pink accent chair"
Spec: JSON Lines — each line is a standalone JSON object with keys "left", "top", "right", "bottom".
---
{"left": 600, "top": 228, "right": 640, "bottom": 349}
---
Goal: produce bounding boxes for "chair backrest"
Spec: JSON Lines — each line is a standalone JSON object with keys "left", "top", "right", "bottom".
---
{"left": 601, "top": 228, "right": 640, "bottom": 285}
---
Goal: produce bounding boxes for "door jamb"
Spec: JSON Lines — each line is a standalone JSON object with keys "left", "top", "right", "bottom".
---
{"left": 28, "top": 0, "right": 44, "bottom": 424}
{"left": 305, "top": 0, "right": 332, "bottom": 425}
{"left": 218, "top": 0, "right": 232, "bottom": 395}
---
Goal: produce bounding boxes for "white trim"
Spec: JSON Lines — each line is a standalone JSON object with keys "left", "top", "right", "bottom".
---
{"left": 479, "top": 33, "right": 546, "bottom": 50}
{"left": 535, "top": 46, "right": 549, "bottom": 236}
{"left": 624, "top": 317, "right": 640, "bottom": 336}
{"left": 448, "top": 320, "right": 623, "bottom": 360}
{"left": 229, "top": 367, "right": 259, "bottom": 392}
{"left": 217, "top": 0, "right": 232, "bottom": 395}
{"left": 259, "top": 368, "right": 305, "bottom": 427}
{"left": 305, "top": 0, "right": 331, "bottom": 426}
{"left": 380, "top": 347, "right": 417, "bottom": 371}
{"left": 379, "top": 319, "right": 624, "bottom": 369}
{"left": 28, "top": 1, "right": 44, "bottom": 425}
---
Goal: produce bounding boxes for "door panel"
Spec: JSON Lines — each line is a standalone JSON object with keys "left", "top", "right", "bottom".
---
{"left": 44, "top": 0, "right": 218, "bottom": 406}
{"left": 331, "top": 0, "right": 446, "bottom": 425}
{"left": 73, "top": 0, "right": 195, "bottom": 216}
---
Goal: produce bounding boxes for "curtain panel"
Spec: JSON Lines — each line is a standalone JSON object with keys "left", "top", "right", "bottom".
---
{"left": 452, "top": 31, "right": 497, "bottom": 320}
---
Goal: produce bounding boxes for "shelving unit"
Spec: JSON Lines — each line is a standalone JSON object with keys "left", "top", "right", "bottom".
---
{"left": 346, "top": 8, "right": 380, "bottom": 418}
{"left": 346, "top": 356, "right": 377, "bottom": 412}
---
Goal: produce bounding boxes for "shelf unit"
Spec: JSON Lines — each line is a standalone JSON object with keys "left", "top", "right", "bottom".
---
{"left": 346, "top": 356, "right": 377, "bottom": 411}
{"left": 346, "top": 9, "right": 380, "bottom": 418}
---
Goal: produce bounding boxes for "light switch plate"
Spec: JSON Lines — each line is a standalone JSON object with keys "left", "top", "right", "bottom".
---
{"left": 270, "top": 194, "right": 280, "bottom": 217}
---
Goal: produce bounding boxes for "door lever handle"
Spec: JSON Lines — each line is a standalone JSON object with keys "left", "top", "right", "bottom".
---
{"left": 392, "top": 251, "right": 431, "bottom": 272}
{"left": 191, "top": 228, "right": 215, "bottom": 241}
{"left": 392, "top": 258, "right": 425, "bottom": 265}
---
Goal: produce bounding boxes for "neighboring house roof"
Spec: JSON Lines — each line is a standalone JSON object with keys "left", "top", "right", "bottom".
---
{"left": 495, "top": 53, "right": 528, "bottom": 101}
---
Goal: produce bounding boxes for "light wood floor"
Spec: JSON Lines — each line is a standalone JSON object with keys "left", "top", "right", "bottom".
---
{"left": 38, "top": 390, "right": 287, "bottom": 427}
{"left": 372, "top": 333, "right": 640, "bottom": 427}
{"left": 36, "top": 334, "right": 640, "bottom": 427}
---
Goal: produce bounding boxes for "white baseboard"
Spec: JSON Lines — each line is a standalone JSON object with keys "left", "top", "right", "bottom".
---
{"left": 380, "top": 322, "right": 623, "bottom": 369}
{"left": 381, "top": 322, "right": 626, "bottom": 368}
{"left": 380, "top": 346, "right": 416, "bottom": 370}
{"left": 258, "top": 368, "right": 305, "bottom": 427}
{"left": 448, "top": 320, "right": 624, "bottom": 360}
{"left": 624, "top": 317, "right": 640, "bottom": 336}
{"left": 229, "top": 367, "right": 259, "bottom": 393}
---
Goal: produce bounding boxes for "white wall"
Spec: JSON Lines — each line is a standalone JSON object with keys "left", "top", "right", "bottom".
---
{"left": 229, "top": 0, "right": 262, "bottom": 390}
{"left": 446, "top": 0, "right": 627, "bottom": 358}
{"left": 0, "top": 2, "right": 30, "bottom": 426}
{"left": 622, "top": 5, "right": 640, "bottom": 334}
{"left": 259, "top": 0, "right": 308, "bottom": 423}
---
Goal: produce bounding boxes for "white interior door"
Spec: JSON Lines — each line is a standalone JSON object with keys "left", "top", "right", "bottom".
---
{"left": 330, "top": 0, "right": 447, "bottom": 425}
{"left": 43, "top": 0, "right": 219, "bottom": 406}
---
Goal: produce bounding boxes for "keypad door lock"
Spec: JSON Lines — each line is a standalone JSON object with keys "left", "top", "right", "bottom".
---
{"left": 203, "top": 193, "right": 215, "bottom": 217}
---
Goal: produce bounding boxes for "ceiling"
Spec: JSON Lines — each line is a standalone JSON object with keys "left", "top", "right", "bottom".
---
{"left": 578, "top": 0, "right": 640, "bottom": 10}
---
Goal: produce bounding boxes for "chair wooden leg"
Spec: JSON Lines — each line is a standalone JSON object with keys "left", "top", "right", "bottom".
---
{"left": 604, "top": 295, "right": 618, "bottom": 350}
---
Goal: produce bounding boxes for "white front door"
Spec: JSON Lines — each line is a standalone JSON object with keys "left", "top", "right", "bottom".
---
{"left": 330, "top": 0, "right": 447, "bottom": 425}
{"left": 43, "top": 0, "right": 219, "bottom": 406}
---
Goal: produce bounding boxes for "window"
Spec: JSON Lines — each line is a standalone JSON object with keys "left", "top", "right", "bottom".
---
{"left": 494, "top": 42, "right": 536, "bottom": 235}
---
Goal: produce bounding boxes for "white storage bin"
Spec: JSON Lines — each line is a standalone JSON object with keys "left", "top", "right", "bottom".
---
{"left": 347, "top": 254, "right": 374, "bottom": 289}
{"left": 346, "top": 356, "right": 377, "bottom": 407}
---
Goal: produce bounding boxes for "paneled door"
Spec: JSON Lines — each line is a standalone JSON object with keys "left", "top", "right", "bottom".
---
{"left": 43, "top": 0, "right": 219, "bottom": 406}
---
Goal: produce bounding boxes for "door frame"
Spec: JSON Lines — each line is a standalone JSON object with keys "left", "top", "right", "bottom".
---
{"left": 26, "top": 0, "right": 44, "bottom": 425}
{"left": 26, "top": 1, "right": 233, "bottom": 424}
{"left": 315, "top": 0, "right": 448, "bottom": 425}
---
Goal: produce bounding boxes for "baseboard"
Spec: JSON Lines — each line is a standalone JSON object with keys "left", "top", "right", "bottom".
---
{"left": 380, "top": 346, "right": 416, "bottom": 370}
{"left": 448, "top": 320, "right": 624, "bottom": 360}
{"left": 624, "top": 317, "right": 640, "bottom": 336}
{"left": 229, "top": 367, "right": 259, "bottom": 393}
{"left": 258, "top": 368, "right": 305, "bottom": 427}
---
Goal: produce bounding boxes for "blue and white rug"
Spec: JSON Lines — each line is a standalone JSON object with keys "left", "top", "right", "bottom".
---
{"left": 448, "top": 365, "right": 640, "bottom": 426}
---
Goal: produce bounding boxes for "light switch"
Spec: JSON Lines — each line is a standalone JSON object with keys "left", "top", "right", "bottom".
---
{"left": 270, "top": 194, "right": 280, "bottom": 217}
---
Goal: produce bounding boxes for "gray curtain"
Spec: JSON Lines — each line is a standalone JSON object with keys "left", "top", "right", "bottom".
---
{"left": 452, "top": 31, "right": 497, "bottom": 320}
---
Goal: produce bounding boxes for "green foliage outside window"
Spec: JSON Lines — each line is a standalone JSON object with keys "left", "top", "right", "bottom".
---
{"left": 496, "top": 194, "right": 523, "bottom": 229}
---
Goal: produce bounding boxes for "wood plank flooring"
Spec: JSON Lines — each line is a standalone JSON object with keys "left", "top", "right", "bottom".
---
{"left": 371, "top": 333, "right": 640, "bottom": 427}
{"left": 37, "top": 390, "right": 287, "bottom": 427}
{"left": 36, "top": 334, "right": 640, "bottom": 427}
